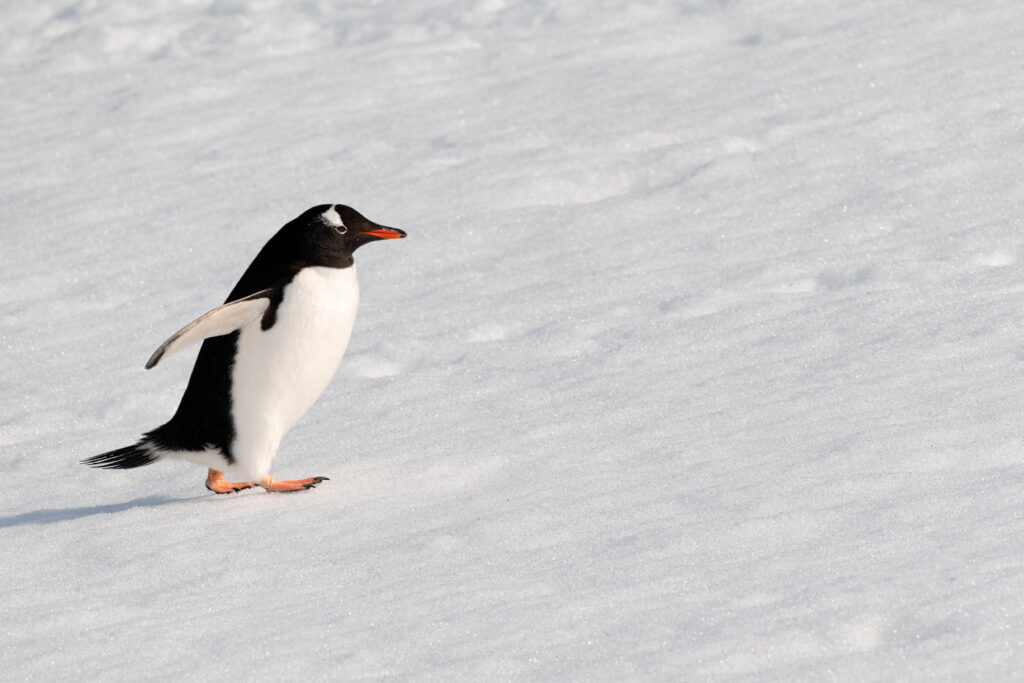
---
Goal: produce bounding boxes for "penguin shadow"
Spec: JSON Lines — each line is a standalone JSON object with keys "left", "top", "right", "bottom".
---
{"left": 0, "top": 495, "right": 186, "bottom": 529}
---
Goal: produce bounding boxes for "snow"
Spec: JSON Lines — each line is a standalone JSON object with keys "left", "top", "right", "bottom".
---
{"left": 2, "top": 0, "right": 1023, "bottom": 679}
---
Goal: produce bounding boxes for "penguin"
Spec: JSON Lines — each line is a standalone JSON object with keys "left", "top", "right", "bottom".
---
{"left": 83, "top": 204, "right": 406, "bottom": 493}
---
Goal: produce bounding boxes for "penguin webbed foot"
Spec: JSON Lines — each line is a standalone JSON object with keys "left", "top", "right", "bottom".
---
{"left": 258, "top": 475, "right": 330, "bottom": 492}
{"left": 205, "top": 469, "right": 256, "bottom": 494}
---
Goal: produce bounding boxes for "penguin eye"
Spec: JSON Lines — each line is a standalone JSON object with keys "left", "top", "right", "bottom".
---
{"left": 322, "top": 207, "right": 346, "bottom": 234}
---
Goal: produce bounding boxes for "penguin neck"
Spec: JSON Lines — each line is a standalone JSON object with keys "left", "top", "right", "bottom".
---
{"left": 319, "top": 251, "right": 354, "bottom": 269}
{"left": 304, "top": 235, "right": 355, "bottom": 269}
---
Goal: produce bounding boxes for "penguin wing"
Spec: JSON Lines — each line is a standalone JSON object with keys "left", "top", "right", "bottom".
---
{"left": 145, "top": 288, "right": 275, "bottom": 369}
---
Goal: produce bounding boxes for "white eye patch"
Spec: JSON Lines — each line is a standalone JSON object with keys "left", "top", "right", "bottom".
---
{"left": 322, "top": 206, "right": 346, "bottom": 233}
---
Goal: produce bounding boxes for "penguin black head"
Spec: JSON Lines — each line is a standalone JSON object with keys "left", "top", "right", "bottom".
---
{"left": 279, "top": 204, "right": 406, "bottom": 269}
{"left": 318, "top": 204, "right": 406, "bottom": 247}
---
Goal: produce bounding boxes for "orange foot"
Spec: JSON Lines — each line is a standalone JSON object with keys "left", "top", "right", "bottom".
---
{"left": 205, "top": 469, "right": 255, "bottom": 494}
{"left": 258, "top": 475, "right": 329, "bottom": 492}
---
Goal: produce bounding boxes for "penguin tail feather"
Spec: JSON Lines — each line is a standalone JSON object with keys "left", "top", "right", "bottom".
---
{"left": 82, "top": 443, "right": 160, "bottom": 469}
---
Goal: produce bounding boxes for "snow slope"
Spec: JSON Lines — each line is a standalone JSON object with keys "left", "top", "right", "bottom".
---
{"left": 2, "top": 0, "right": 1023, "bottom": 679}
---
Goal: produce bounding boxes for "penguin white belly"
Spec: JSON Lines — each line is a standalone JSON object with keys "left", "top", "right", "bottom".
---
{"left": 229, "top": 265, "right": 359, "bottom": 480}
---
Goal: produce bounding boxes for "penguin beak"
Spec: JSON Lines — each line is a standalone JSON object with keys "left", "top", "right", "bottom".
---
{"left": 360, "top": 227, "right": 406, "bottom": 239}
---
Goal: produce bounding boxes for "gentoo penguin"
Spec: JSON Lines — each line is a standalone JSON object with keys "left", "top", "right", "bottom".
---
{"left": 83, "top": 204, "right": 406, "bottom": 493}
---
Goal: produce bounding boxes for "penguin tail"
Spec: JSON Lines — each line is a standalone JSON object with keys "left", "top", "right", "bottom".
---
{"left": 81, "top": 443, "right": 161, "bottom": 469}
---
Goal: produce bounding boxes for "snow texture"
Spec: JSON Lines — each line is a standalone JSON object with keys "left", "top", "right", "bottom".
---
{"left": 2, "top": 0, "right": 1023, "bottom": 679}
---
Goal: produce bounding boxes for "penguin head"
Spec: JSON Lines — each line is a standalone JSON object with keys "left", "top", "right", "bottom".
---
{"left": 322, "top": 204, "right": 407, "bottom": 250}
{"left": 285, "top": 204, "right": 405, "bottom": 267}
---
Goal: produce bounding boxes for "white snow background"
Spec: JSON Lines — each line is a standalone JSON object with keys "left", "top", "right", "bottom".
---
{"left": 2, "top": 0, "right": 1023, "bottom": 679}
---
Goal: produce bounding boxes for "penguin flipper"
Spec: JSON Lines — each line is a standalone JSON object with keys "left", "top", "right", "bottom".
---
{"left": 145, "top": 288, "right": 275, "bottom": 369}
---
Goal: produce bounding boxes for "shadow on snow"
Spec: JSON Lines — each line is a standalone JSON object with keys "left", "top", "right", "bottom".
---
{"left": 0, "top": 495, "right": 187, "bottom": 528}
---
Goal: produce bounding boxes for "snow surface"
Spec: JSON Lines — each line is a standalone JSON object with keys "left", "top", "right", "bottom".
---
{"left": 2, "top": 0, "right": 1024, "bottom": 679}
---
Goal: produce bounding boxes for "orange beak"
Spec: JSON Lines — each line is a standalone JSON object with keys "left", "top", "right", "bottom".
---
{"left": 361, "top": 227, "right": 406, "bottom": 239}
